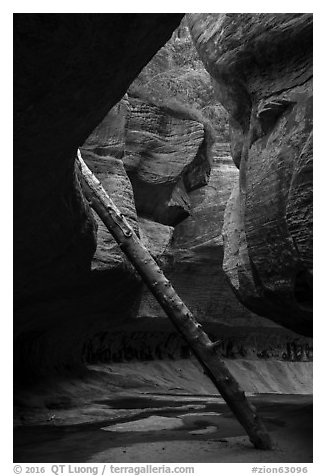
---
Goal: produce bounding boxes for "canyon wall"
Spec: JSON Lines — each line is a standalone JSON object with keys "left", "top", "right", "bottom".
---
{"left": 15, "top": 74, "right": 216, "bottom": 379}
{"left": 82, "top": 99, "right": 311, "bottom": 368}
{"left": 187, "top": 14, "right": 313, "bottom": 336}
{"left": 14, "top": 14, "right": 313, "bottom": 386}
{"left": 135, "top": 141, "right": 312, "bottom": 365}
{"left": 14, "top": 14, "right": 183, "bottom": 379}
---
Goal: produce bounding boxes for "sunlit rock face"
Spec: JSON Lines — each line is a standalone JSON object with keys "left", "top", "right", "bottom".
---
{"left": 81, "top": 92, "right": 213, "bottom": 273}
{"left": 124, "top": 96, "right": 213, "bottom": 226}
{"left": 81, "top": 97, "right": 176, "bottom": 272}
{"left": 81, "top": 97, "right": 140, "bottom": 271}
{"left": 188, "top": 14, "right": 313, "bottom": 336}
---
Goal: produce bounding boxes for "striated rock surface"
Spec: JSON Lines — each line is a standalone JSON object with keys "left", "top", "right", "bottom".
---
{"left": 78, "top": 97, "right": 298, "bottom": 369}
{"left": 14, "top": 12, "right": 313, "bottom": 402}
{"left": 124, "top": 95, "right": 213, "bottom": 226}
{"left": 138, "top": 143, "right": 247, "bottom": 324}
{"left": 138, "top": 217, "right": 174, "bottom": 266}
{"left": 80, "top": 91, "right": 213, "bottom": 274}
{"left": 132, "top": 141, "right": 312, "bottom": 366}
{"left": 81, "top": 96, "right": 140, "bottom": 271}
{"left": 81, "top": 96, "right": 176, "bottom": 271}
{"left": 187, "top": 14, "right": 313, "bottom": 336}
{"left": 137, "top": 143, "right": 303, "bottom": 329}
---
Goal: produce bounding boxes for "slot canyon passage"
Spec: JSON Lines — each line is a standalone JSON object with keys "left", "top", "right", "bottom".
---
{"left": 13, "top": 14, "right": 313, "bottom": 463}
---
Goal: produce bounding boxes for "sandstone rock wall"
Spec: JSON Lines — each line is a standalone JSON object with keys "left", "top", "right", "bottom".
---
{"left": 81, "top": 123, "right": 311, "bottom": 366}
{"left": 81, "top": 96, "right": 177, "bottom": 271}
{"left": 136, "top": 141, "right": 311, "bottom": 355}
{"left": 77, "top": 53, "right": 312, "bottom": 371}
{"left": 14, "top": 13, "right": 313, "bottom": 385}
{"left": 14, "top": 14, "right": 183, "bottom": 378}
{"left": 15, "top": 13, "right": 182, "bottom": 304}
{"left": 187, "top": 14, "right": 313, "bottom": 336}
{"left": 81, "top": 97, "right": 140, "bottom": 271}
{"left": 21, "top": 89, "right": 213, "bottom": 378}
{"left": 81, "top": 92, "right": 213, "bottom": 273}
{"left": 124, "top": 96, "right": 213, "bottom": 226}
{"left": 78, "top": 92, "right": 301, "bottom": 368}
{"left": 138, "top": 143, "right": 254, "bottom": 326}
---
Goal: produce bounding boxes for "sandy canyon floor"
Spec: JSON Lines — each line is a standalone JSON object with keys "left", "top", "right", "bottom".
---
{"left": 14, "top": 359, "right": 313, "bottom": 463}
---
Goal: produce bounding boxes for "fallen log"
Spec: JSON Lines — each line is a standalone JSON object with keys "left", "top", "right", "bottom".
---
{"left": 77, "top": 149, "right": 273, "bottom": 450}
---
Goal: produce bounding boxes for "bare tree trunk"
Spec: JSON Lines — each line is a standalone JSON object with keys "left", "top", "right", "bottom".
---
{"left": 77, "top": 150, "right": 273, "bottom": 450}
